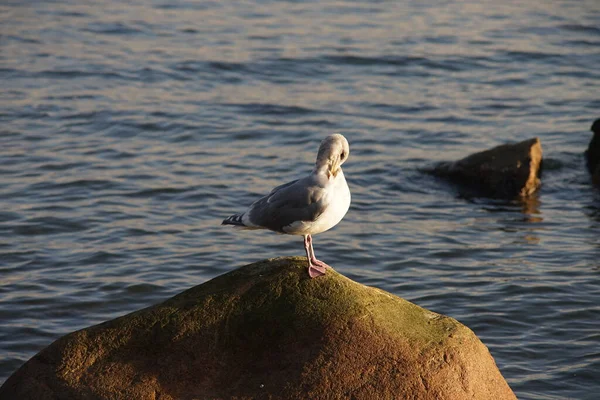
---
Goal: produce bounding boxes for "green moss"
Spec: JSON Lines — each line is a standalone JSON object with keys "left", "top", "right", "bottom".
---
{"left": 127, "top": 256, "right": 462, "bottom": 351}
{"left": 66, "top": 256, "right": 463, "bottom": 360}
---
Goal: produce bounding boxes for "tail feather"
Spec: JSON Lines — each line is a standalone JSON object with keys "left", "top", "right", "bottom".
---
{"left": 222, "top": 214, "right": 246, "bottom": 227}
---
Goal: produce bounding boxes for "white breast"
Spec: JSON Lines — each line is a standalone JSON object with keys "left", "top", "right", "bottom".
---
{"left": 284, "top": 170, "right": 351, "bottom": 235}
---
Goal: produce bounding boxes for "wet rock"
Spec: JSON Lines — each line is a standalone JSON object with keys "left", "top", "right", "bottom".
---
{"left": 0, "top": 257, "right": 516, "bottom": 400}
{"left": 429, "top": 138, "right": 543, "bottom": 198}
{"left": 585, "top": 118, "right": 600, "bottom": 176}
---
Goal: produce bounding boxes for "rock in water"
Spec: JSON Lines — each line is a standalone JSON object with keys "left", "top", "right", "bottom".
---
{"left": 585, "top": 118, "right": 600, "bottom": 173}
{"left": 0, "top": 257, "right": 516, "bottom": 400}
{"left": 586, "top": 118, "right": 600, "bottom": 185}
{"left": 429, "top": 138, "right": 543, "bottom": 198}
{"left": 593, "top": 165, "right": 600, "bottom": 187}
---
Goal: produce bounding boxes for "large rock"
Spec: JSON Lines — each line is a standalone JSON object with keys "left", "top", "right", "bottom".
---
{"left": 0, "top": 257, "right": 516, "bottom": 400}
{"left": 429, "top": 137, "right": 543, "bottom": 198}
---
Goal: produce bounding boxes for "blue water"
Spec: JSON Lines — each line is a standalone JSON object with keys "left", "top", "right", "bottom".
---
{"left": 1, "top": 1, "right": 600, "bottom": 398}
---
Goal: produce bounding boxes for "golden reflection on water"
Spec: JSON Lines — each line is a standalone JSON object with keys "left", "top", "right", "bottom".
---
{"left": 516, "top": 195, "right": 543, "bottom": 245}
{"left": 520, "top": 194, "right": 542, "bottom": 223}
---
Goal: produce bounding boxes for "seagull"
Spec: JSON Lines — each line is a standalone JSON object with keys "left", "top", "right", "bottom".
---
{"left": 222, "top": 134, "right": 351, "bottom": 278}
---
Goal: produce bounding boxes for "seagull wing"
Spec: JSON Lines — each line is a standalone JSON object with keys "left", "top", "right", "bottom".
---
{"left": 245, "top": 174, "right": 328, "bottom": 233}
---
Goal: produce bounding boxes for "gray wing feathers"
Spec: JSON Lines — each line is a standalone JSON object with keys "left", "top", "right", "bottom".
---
{"left": 247, "top": 176, "right": 327, "bottom": 232}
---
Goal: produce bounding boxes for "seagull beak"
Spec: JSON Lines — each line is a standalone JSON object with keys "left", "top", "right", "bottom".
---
{"left": 328, "top": 157, "right": 342, "bottom": 178}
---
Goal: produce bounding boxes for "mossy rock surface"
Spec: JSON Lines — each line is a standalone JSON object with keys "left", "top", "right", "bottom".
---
{"left": 0, "top": 257, "right": 516, "bottom": 400}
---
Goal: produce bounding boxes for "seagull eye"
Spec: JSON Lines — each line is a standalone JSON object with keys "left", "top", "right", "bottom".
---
{"left": 340, "top": 151, "right": 346, "bottom": 160}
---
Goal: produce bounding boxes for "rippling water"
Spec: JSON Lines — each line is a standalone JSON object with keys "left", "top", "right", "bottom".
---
{"left": 2, "top": 1, "right": 600, "bottom": 398}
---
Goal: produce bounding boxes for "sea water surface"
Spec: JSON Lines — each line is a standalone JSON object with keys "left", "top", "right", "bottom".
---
{"left": 1, "top": 1, "right": 600, "bottom": 398}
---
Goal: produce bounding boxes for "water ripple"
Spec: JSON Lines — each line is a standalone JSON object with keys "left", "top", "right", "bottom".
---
{"left": 1, "top": 1, "right": 600, "bottom": 398}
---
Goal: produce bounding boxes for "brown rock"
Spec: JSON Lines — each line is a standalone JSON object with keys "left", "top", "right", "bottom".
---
{"left": 429, "top": 137, "right": 543, "bottom": 198}
{"left": 0, "top": 257, "right": 516, "bottom": 400}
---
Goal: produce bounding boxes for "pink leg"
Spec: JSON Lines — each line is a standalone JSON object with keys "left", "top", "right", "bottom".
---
{"left": 303, "top": 234, "right": 329, "bottom": 278}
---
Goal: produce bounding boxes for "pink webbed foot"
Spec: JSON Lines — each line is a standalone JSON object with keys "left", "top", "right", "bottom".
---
{"left": 312, "top": 258, "right": 331, "bottom": 269}
{"left": 308, "top": 258, "right": 330, "bottom": 278}
{"left": 308, "top": 262, "right": 327, "bottom": 278}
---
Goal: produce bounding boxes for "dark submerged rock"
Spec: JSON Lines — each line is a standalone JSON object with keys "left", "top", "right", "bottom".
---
{"left": 593, "top": 165, "right": 600, "bottom": 187}
{"left": 585, "top": 118, "right": 600, "bottom": 178}
{"left": 0, "top": 257, "right": 516, "bottom": 400}
{"left": 428, "top": 138, "right": 543, "bottom": 198}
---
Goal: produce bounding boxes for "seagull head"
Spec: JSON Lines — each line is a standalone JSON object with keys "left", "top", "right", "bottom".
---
{"left": 315, "top": 134, "right": 350, "bottom": 179}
